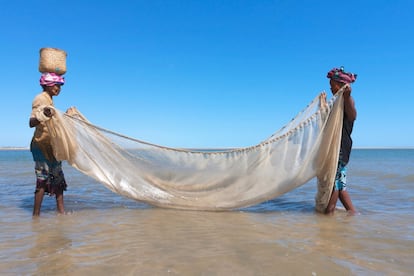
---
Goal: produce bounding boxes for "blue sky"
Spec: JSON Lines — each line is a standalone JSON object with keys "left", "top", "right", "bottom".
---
{"left": 1, "top": 0, "right": 413, "bottom": 148}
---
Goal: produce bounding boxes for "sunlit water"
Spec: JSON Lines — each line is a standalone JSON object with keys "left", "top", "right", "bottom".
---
{"left": 1, "top": 149, "right": 413, "bottom": 275}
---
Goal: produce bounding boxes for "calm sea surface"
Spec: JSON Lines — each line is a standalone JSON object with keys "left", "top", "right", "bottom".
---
{"left": 0, "top": 149, "right": 413, "bottom": 275}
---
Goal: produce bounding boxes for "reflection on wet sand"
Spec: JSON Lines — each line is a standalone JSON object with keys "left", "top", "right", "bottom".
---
{"left": 20, "top": 208, "right": 349, "bottom": 275}
{"left": 29, "top": 218, "right": 74, "bottom": 274}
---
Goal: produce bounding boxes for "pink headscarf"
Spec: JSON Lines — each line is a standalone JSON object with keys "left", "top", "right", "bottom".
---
{"left": 40, "top": 72, "right": 65, "bottom": 86}
{"left": 327, "top": 66, "right": 357, "bottom": 84}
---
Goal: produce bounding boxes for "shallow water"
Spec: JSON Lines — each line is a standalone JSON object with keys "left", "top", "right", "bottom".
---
{"left": 0, "top": 149, "right": 413, "bottom": 275}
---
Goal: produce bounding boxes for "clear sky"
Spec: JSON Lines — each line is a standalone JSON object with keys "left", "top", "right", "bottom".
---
{"left": 1, "top": 0, "right": 413, "bottom": 148}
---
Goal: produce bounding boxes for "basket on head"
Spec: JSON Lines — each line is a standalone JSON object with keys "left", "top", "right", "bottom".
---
{"left": 39, "top": 48, "right": 67, "bottom": 75}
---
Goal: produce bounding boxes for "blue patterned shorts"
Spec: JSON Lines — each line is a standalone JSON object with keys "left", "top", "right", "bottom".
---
{"left": 334, "top": 161, "right": 347, "bottom": 191}
{"left": 31, "top": 142, "right": 67, "bottom": 195}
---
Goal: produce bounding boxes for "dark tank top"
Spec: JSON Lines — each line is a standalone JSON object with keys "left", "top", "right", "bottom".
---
{"left": 340, "top": 114, "right": 354, "bottom": 165}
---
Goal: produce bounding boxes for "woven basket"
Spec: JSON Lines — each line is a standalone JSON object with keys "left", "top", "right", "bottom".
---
{"left": 39, "top": 48, "right": 67, "bottom": 75}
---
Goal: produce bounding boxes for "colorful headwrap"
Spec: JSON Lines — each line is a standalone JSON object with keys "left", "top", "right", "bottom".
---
{"left": 327, "top": 66, "right": 357, "bottom": 84}
{"left": 39, "top": 72, "right": 65, "bottom": 87}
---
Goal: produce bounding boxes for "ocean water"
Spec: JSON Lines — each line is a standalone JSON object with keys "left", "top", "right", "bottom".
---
{"left": 0, "top": 149, "right": 413, "bottom": 275}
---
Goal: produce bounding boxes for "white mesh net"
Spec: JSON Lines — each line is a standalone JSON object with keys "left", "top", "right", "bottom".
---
{"left": 46, "top": 90, "right": 344, "bottom": 212}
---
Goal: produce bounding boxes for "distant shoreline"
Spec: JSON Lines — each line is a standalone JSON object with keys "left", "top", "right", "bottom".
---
{"left": 0, "top": 147, "right": 29, "bottom": 151}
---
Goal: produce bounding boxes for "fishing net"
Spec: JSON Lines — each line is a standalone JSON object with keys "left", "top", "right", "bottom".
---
{"left": 45, "top": 89, "right": 344, "bottom": 212}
